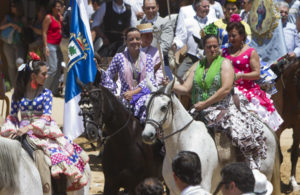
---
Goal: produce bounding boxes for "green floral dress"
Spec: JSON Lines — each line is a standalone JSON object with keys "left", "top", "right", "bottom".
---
{"left": 192, "top": 56, "right": 266, "bottom": 169}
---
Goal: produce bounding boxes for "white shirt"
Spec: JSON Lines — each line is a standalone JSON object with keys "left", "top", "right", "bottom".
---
{"left": 173, "top": 14, "right": 216, "bottom": 57}
{"left": 124, "top": 0, "right": 144, "bottom": 25}
{"left": 283, "top": 21, "right": 300, "bottom": 57}
{"left": 174, "top": 5, "right": 217, "bottom": 56}
{"left": 181, "top": 185, "right": 211, "bottom": 195}
{"left": 90, "top": 0, "right": 136, "bottom": 29}
{"left": 211, "top": 1, "right": 224, "bottom": 19}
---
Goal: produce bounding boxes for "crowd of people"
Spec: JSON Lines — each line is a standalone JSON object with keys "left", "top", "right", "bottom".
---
{"left": 0, "top": 0, "right": 299, "bottom": 193}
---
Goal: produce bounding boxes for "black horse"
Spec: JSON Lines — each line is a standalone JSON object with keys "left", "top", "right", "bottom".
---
{"left": 77, "top": 74, "right": 164, "bottom": 195}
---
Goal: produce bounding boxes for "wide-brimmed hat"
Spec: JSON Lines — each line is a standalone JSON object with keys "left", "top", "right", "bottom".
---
{"left": 253, "top": 169, "right": 273, "bottom": 195}
{"left": 137, "top": 23, "right": 153, "bottom": 34}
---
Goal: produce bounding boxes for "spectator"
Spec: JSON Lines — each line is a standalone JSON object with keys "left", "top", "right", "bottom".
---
{"left": 213, "top": 162, "right": 255, "bottom": 195}
{"left": 172, "top": 0, "right": 216, "bottom": 78}
{"left": 137, "top": 23, "right": 164, "bottom": 85}
{"left": 278, "top": 0, "right": 300, "bottom": 24}
{"left": 28, "top": 6, "right": 46, "bottom": 58}
{"left": 87, "top": 0, "right": 95, "bottom": 20}
{"left": 172, "top": 151, "right": 210, "bottom": 195}
{"left": 139, "top": 0, "right": 173, "bottom": 56}
{"left": 0, "top": 1, "right": 25, "bottom": 89}
{"left": 125, "top": 0, "right": 144, "bottom": 22}
{"left": 252, "top": 169, "right": 273, "bottom": 195}
{"left": 135, "top": 178, "right": 164, "bottom": 195}
{"left": 279, "top": 1, "right": 300, "bottom": 60}
{"left": 42, "top": 0, "right": 64, "bottom": 97}
{"left": 240, "top": 0, "right": 253, "bottom": 22}
{"left": 214, "top": 0, "right": 251, "bottom": 48}
{"left": 210, "top": 0, "right": 224, "bottom": 19}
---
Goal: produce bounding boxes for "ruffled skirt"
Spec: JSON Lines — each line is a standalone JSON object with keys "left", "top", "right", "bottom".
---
{"left": 200, "top": 94, "right": 267, "bottom": 169}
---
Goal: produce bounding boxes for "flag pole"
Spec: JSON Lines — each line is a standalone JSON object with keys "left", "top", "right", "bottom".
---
{"left": 167, "top": 0, "right": 171, "bottom": 20}
{"left": 153, "top": 26, "right": 166, "bottom": 78}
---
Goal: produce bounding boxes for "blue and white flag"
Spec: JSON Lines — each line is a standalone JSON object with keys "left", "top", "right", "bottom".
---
{"left": 64, "top": 0, "right": 97, "bottom": 140}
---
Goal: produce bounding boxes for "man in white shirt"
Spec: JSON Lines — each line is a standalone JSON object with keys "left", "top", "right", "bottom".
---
{"left": 279, "top": 1, "right": 300, "bottom": 59}
{"left": 240, "top": 0, "right": 253, "bottom": 22}
{"left": 172, "top": 0, "right": 217, "bottom": 78}
{"left": 278, "top": 0, "right": 300, "bottom": 24}
{"left": 172, "top": 151, "right": 211, "bottom": 195}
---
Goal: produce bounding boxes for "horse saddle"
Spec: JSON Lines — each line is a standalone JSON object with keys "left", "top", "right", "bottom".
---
{"left": 16, "top": 134, "right": 36, "bottom": 160}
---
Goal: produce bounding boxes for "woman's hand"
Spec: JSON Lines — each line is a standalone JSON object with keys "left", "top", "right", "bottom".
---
{"left": 194, "top": 101, "right": 206, "bottom": 111}
{"left": 11, "top": 125, "right": 32, "bottom": 139}
{"left": 162, "top": 77, "right": 170, "bottom": 86}
{"left": 124, "top": 90, "right": 135, "bottom": 101}
{"left": 44, "top": 47, "right": 50, "bottom": 57}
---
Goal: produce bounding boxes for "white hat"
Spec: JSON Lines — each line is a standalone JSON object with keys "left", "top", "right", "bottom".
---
{"left": 252, "top": 169, "right": 273, "bottom": 195}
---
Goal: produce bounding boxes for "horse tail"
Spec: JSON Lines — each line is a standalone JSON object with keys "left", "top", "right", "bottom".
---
{"left": 0, "top": 137, "right": 21, "bottom": 193}
{"left": 270, "top": 132, "right": 281, "bottom": 195}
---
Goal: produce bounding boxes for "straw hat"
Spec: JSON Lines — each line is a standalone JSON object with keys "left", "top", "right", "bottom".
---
{"left": 252, "top": 169, "right": 273, "bottom": 195}
{"left": 137, "top": 23, "right": 153, "bottom": 34}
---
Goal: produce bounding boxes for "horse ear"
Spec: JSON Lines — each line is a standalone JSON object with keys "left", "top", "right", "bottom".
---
{"left": 93, "top": 70, "right": 102, "bottom": 86}
{"left": 164, "top": 79, "right": 175, "bottom": 95}
{"left": 76, "top": 77, "right": 85, "bottom": 90}
{"left": 146, "top": 77, "right": 157, "bottom": 92}
{"left": 193, "top": 35, "right": 204, "bottom": 50}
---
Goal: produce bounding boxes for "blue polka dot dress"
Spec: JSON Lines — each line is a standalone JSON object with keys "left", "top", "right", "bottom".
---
{"left": 1, "top": 88, "right": 90, "bottom": 191}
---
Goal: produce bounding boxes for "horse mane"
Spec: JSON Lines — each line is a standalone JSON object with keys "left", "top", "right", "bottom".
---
{"left": 0, "top": 137, "right": 21, "bottom": 193}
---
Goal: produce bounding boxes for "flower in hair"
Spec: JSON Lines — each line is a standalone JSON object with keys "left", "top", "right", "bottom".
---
{"left": 29, "top": 52, "right": 40, "bottom": 61}
{"left": 204, "top": 23, "right": 218, "bottom": 36}
{"left": 230, "top": 14, "right": 242, "bottom": 23}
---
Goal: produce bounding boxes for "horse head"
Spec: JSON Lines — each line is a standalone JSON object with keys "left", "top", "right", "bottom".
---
{"left": 142, "top": 79, "right": 175, "bottom": 144}
{"left": 77, "top": 73, "right": 104, "bottom": 141}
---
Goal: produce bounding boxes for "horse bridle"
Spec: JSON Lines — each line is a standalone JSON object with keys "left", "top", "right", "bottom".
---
{"left": 145, "top": 92, "right": 193, "bottom": 140}
{"left": 80, "top": 87, "right": 131, "bottom": 144}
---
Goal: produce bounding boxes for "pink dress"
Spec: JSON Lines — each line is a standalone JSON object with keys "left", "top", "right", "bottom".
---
{"left": 222, "top": 47, "right": 283, "bottom": 130}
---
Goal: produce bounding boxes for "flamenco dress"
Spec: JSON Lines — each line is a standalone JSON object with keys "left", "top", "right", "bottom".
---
{"left": 222, "top": 47, "right": 283, "bottom": 130}
{"left": 1, "top": 88, "right": 89, "bottom": 191}
{"left": 192, "top": 55, "right": 266, "bottom": 169}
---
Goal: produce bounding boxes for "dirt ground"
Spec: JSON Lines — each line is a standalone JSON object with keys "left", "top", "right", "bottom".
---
{"left": 1, "top": 92, "right": 300, "bottom": 194}
{"left": 71, "top": 128, "right": 300, "bottom": 195}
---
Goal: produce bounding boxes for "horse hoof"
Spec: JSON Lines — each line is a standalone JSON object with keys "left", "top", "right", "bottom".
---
{"left": 290, "top": 176, "right": 300, "bottom": 191}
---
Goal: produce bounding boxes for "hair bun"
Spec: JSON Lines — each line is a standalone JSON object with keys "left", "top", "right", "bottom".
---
{"left": 29, "top": 52, "right": 40, "bottom": 61}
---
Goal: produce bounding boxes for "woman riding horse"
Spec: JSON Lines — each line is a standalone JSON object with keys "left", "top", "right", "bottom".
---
{"left": 100, "top": 27, "right": 157, "bottom": 123}
{"left": 167, "top": 24, "right": 267, "bottom": 169}
{"left": 222, "top": 16, "right": 283, "bottom": 131}
{"left": 0, "top": 53, "right": 89, "bottom": 193}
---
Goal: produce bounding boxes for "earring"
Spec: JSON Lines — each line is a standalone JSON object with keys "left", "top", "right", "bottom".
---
{"left": 31, "top": 80, "right": 37, "bottom": 89}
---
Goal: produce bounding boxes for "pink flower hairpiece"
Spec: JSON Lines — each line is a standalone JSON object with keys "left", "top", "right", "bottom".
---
{"left": 230, "top": 14, "right": 242, "bottom": 23}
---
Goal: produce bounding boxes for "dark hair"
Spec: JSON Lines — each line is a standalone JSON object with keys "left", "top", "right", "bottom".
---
{"left": 92, "top": 0, "right": 103, "bottom": 6}
{"left": 203, "top": 34, "right": 219, "bottom": 47}
{"left": 172, "top": 151, "right": 202, "bottom": 185}
{"left": 135, "top": 178, "right": 164, "bottom": 195}
{"left": 226, "top": 21, "right": 247, "bottom": 42}
{"left": 8, "top": 1, "right": 23, "bottom": 18}
{"left": 124, "top": 27, "right": 141, "bottom": 40}
{"left": 13, "top": 60, "right": 47, "bottom": 101}
{"left": 48, "top": 0, "right": 63, "bottom": 14}
{"left": 220, "top": 162, "right": 255, "bottom": 193}
{"left": 224, "top": 0, "right": 241, "bottom": 9}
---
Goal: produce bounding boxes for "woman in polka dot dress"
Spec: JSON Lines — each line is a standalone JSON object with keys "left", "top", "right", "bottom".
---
{"left": 0, "top": 53, "right": 89, "bottom": 192}
{"left": 222, "top": 20, "right": 283, "bottom": 131}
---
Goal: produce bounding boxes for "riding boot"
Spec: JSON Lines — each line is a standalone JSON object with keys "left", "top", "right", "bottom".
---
{"left": 33, "top": 150, "right": 52, "bottom": 195}
{"left": 52, "top": 174, "right": 67, "bottom": 195}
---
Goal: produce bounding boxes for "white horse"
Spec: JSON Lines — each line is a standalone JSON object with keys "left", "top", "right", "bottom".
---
{"left": 0, "top": 136, "right": 91, "bottom": 195}
{"left": 142, "top": 80, "right": 281, "bottom": 195}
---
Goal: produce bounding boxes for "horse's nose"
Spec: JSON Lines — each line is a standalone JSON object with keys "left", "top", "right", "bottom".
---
{"left": 142, "top": 129, "right": 156, "bottom": 144}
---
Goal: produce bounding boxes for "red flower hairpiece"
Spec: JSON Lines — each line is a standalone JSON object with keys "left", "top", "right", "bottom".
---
{"left": 29, "top": 52, "right": 40, "bottom": 61}
{"left": 230, "top": 14, "right": 242, "bottom": 23}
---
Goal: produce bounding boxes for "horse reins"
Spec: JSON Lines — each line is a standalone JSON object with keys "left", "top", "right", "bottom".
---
{"left": 145, "top": 92, "right": 193, "bottom": 140}
{"left": 82, "top": 87, "right": 132, "bottom": 144}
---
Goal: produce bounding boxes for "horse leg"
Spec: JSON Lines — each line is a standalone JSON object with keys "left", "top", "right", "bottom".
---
{"left": 103, "top": 180, "right": 119, "bottom": 195}
{"left": 290, "top": 126, "right": 300, "bottom": 191}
